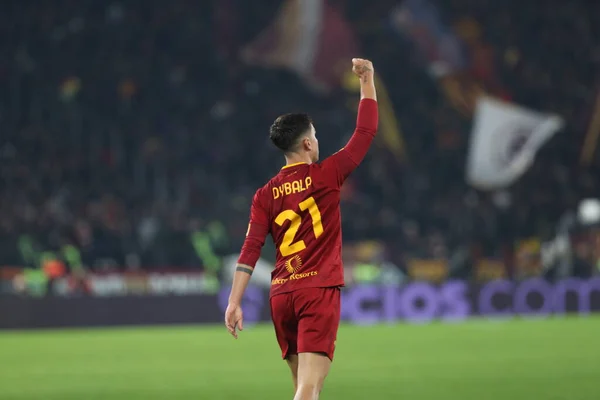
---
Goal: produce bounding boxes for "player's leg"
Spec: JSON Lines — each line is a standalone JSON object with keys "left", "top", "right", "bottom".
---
{"left": 294, "top": 352, "right": 331, "bottom": 400}
{"left": 286, "top": 354, "right": 299, "bottom": 392}
{"left": 270, "top": 293, "right": 300, "bottom": 393}
{"left": 293, "top": 287, "right": 341, "bottom": 400}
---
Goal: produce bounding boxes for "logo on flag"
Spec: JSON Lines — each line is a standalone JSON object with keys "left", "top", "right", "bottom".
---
{"left": 466, "top": 97, "right": 564, "bottom": 190}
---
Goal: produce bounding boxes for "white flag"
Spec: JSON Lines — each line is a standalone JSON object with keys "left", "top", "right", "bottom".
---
{"left": 466, "top": 97, "right": 564, "bottom": 190}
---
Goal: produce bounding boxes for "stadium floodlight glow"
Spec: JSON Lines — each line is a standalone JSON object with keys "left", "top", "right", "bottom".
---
{"left": 577, "top": 198, "right": 600, "bottom": 225}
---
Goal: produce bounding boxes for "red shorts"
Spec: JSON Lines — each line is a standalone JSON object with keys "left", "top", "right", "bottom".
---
{"left": 269, "top": 286, "right": 341, "bottom": 361}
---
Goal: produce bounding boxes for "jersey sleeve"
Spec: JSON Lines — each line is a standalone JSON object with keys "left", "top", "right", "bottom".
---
{"left": 320, "top": 98, "right": 379, "bottom": 188}
{"left": 237, "top": 190, "right": 270, "bottom": 268}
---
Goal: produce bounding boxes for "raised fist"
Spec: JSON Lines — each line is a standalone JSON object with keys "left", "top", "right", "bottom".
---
{"left": 352, "top": 58, "right": 374, "bottom": 82}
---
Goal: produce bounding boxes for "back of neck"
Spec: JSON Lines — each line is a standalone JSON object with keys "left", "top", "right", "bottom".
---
{"left": 284, "top": 155, "right": 311, "bottom": 167}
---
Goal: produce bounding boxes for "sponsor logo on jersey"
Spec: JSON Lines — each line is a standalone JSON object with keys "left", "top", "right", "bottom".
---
{"left": 285, "top": 255, "right": 302, "bottom": 274}
{"left": 272, "top": 255, "right": 318, "bottom": 285}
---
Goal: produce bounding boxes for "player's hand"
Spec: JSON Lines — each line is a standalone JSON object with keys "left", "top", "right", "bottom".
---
{"left": 225, "top": 302, "right": 244, "bottom": 339}
{"left": 352, "top": 58, "right": 374, "bottom": 83}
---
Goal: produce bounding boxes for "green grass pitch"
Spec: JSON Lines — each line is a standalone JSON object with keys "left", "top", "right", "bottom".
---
{"left": 0, "top": 317, "right": 598, "bottom": 399}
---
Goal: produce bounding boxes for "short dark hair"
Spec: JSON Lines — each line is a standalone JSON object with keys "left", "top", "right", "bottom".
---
{"left": 269, "top": 113, "right": 312, "bottom": 153}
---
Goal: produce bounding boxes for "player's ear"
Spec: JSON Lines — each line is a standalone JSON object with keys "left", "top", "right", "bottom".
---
{"left": 302, "top": 136, "right": 312, "bottom": 151}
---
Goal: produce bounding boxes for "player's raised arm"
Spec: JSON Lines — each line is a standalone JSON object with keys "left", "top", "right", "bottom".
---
{"left": 321, "top": 58, "right": 378, "bottom": 187}
{"left": 225, "top": 191, "right": 269, "bottom": 339}
{"left": 354, "top": 58, "right": 377, "bottom": 101}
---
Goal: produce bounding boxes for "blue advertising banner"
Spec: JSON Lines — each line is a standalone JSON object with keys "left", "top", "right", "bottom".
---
{"left": 221, "top": 278, "right": 600, "bottom": 325}
{"left": 2, "top": 278, "right": 600, "bottom": 329}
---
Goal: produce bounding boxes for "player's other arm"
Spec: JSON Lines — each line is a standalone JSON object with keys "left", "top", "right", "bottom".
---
{"left": 225, "top": 192, "right": 269, "bottom": 339}
{"left": 322, "top": 59, "right": 378, "bottom": 186}
{"left": 355, "top": 58, "right": 377, "bottom": 102}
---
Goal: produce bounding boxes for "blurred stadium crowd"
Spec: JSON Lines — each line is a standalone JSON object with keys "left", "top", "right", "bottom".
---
{"left": 1, "top": 0, "right": 599, "bottom": 285}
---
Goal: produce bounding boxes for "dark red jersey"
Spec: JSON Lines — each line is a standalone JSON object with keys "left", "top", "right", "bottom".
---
{"left": 238, "top": 99, "right": 378, "bottom": 297}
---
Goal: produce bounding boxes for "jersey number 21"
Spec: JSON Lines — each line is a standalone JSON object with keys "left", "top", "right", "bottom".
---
{"left": 275, "top": 196, "right": 323, "bottom": 257}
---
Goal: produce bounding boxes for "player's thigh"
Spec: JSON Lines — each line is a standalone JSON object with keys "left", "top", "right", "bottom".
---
{"left": 297, "top": 352, "right": 332, "bottom": 388}
{"left": 294, "top": 287, "right": 341, "bottom": 361}
{"left": 270, "top": 293, "right": 299, "bottom": 358}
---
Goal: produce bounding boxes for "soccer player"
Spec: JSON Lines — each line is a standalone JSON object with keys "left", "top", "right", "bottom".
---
{"left": 225, "top": 58, "right": 378, "bottom": 400}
